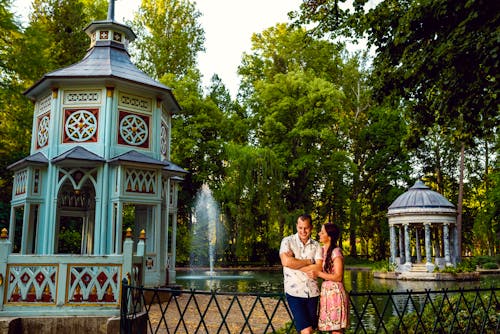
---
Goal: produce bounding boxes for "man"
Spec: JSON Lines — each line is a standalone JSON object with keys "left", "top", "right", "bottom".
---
{"left": 280, "top": 214, "right": 323, "bottom": 334}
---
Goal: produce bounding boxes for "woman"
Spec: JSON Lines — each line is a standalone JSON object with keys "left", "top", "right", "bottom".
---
{"left": 307, "top": 223, "right": 349, "bottom": 333}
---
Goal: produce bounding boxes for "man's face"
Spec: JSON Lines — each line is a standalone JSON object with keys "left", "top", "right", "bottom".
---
{"left": 296, "top": 217, "right": 312, "bottom": 243}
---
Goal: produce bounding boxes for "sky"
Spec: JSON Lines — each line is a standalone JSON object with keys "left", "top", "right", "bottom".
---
{"left": 13, "top": 0, "right": 303, "bottom": 98}
{"left": 116, "top": 0, "right": 303, "bottom": 97}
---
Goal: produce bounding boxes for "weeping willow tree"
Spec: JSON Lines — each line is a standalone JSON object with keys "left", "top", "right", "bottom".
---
{"left": 219, "top": 143, "right": 285, "bottom": 264}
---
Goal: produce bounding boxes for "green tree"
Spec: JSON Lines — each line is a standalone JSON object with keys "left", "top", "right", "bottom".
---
{"left": 13, "top": 0, "right": 106, "bottom": 83}
{"left": 295, "top": 0, "right": 500, "bottom": 259}
{"left": 221, "top": 144, "right": 284, "bottom": 263}
{"left": 160, "top": 69, "right": 239, "bottom": 263}
{"left": 130, "top": 0, "right": 205, "bottom": 80}
{"left": 0, "top": 1, "right": 32, "bottom": 225}
{"left": 0, "top": 0, "right": 107, "bottom": 226}
{"left": 239, "top": 25, "right": 350, "bottom": 232}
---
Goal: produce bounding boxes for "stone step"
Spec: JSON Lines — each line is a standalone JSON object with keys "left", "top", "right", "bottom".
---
{"left": 410, "top": 264, "right": 429, "bottom": 272}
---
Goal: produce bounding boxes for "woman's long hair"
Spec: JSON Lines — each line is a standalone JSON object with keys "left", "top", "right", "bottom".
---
{"left": 323, "top": 223, "right": 340, "bottom": 274}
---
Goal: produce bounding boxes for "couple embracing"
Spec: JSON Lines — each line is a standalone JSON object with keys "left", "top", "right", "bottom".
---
{"left": 280, "top": 214, "right": 349, "bottom": 334}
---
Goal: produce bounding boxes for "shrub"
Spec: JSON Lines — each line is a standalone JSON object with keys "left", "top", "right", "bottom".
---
{"left": 438, "top": 259, "right": 476, "bottom": 274}
{"left": 371, "top": 260, "right": 396, "bottom": 272}
{"left": 344, "top": 256, "right": 374, "bottom": 267}
{"left": 473, "top": 255, "right": 496, "bottom": 267}
{"left": 482, "top": 262, "right": 499, "bottom": 269}
{"left": 385, "top": 291, "right": 498, "bottom": 333}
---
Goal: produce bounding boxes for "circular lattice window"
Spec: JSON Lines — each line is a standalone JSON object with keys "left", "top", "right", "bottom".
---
{"left": 37, "top": 115, "right": 50, "bottom": 147}
{"left": 160, "top": 123, "right": 168, "bottom": 155}
{"left": 120, "top": 114, "right": 148, "bottom": 146}
{"left": 65, "top": 109, "right": 97, "bottom": 142}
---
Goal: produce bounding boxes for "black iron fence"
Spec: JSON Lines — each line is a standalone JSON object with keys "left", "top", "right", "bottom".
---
{"left": 121, "top": 279, "right": 499, "bottom": 334}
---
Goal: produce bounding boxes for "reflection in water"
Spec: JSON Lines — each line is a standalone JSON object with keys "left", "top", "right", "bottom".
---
{"left": 372, "top": 276, "right": 484, "bottom": 292}
{"left": 176, "top": 269, "right": 498, "bottom": 293}
{"left": 177, "top": 271, "right": 254, "bottom": 292}
{"left": 351, "top": 272, "right": 498, "bottom": 332}
{"left": 176, "top": 269, "right": 498, "bottom": 332}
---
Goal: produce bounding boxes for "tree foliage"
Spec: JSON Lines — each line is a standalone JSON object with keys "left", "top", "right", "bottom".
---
{"left": 294, "top": 0, "right": 499, "bottom": 256}
{"left": 130, "top": 0, "right": 205, "bottom": 80}
{"left": 1, "top": 0, "right": 497, "bottom": 263}
{"left": 0, "top": 0, "right": 107, "bottom": 225}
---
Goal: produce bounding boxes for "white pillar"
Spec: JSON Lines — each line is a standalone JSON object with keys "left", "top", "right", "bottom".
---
{"left": 424, "top": 223, "right": 431, "bottom": 263}
{"left": 452, "top": 224, "right": 458, "bottom": 264}
{"left": 443, "top": 223, "right": 451, "bottom": 265}
{"left": 398, "top": 226, "right": 404, "bottom": 264}
{"left": 169, "top": 211, "right": 177, "bottom": 283}
{"left": 168, "top": 182, "right": 179, "bottom": 284}
{"left": 404, "top": 223, "right": 411, "bottom": 264}
{"left": 389, "top": 224, "right": 396, "bottom": 265}
{"left": 415, "top": 227, "right": 421, "bottom": 263}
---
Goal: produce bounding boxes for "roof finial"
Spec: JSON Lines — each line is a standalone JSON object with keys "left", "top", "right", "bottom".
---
{"left": 107, "top": 0, "right": 115, "bottom": 21}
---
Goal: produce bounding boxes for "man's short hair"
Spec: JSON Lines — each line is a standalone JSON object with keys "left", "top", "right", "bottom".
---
{"left": 298, "top": 214, "right": 312, "bottom": 226}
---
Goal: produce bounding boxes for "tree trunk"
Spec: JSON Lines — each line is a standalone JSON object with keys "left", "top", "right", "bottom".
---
{"left": 349, "top": 173, "right": 360, "bottom": 257}
{"left": 456, "top": 142, "right": 465, "bottom": 262}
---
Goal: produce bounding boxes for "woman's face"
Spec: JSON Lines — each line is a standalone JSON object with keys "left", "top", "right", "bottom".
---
{"left": 318, "top": 225, "right": 330, "bottom": 244}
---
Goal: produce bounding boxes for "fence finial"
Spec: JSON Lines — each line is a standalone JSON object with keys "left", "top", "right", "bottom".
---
{"left": 125, "top": 227, "right": 132, "bottom": 238}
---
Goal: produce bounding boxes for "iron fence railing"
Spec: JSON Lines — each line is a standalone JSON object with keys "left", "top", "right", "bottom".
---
{"left": 120, "top": 279, "right": 499, "bottom": 334}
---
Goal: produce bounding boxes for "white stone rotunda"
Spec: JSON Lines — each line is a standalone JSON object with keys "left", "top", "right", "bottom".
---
{"left": 0, "top": 0, "right": 186, "bottom": 319}
{"left": 387, "top": 180, "right": 458, "bottom": 273}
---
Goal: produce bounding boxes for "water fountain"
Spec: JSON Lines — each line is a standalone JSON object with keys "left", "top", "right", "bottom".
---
{"left": 178, "top": 184, "right": 254, "bottom": 290}
{"left": 191, "top": 184, "right": 221, "bottom": 274}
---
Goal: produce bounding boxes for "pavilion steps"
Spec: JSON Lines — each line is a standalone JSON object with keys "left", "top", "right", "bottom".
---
{"left": 410, "top": 263, "right": 429, "bottom": 272}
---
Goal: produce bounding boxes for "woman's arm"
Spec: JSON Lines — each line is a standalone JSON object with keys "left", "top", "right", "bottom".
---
{"left": 299, "top": 259, "right": 323, "bottom": 273}
{"left": 317, "top": 256, "right": 344, "bottom": 282}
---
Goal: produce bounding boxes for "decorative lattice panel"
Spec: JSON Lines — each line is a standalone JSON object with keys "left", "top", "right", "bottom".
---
{"left": 125, "top": 168, "right": 157, "bottom": 194}
{"left": 160, "top": 121, "right": 168, "bottom": 156}
{"left": 67, "top": 265, "right": 120, "bottom": 304}
{"left": 6, "top": 265, "right": 58, "bottom": 304}
{"left": 33, "top": 169, "right": 40, "bottom": 194}
{"left": 118, "top": 93, "right": 151, "bottom": 113}
{"left": 63, "top": 108, "right": 99, "bottom": 143}
{"left": 118, "top": 111, "right": 149, "bottom": 148}
{"left": 36, "top": 113, "right": 50, "bottom": 149}
{"left": 99, "top": 30, "right": 109, "bottom": 40}
{"left": 112, "top": 31, "right": 122, "bottom": 43}
{"left": 14, "top": 169, "right": 28, "bottom": 196}
{"left": 37, "top": 94, "right": 51, "bottom": 115}
{"left": 63, "top": 90, "right": 101, "bottom": 105}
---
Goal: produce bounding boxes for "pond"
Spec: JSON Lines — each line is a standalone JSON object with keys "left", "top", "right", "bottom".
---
{"left": 175, "top": 268, "right": 499, "bottom": 293}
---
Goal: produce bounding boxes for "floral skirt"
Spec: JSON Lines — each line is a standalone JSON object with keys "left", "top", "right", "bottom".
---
{"left": 318, "top": 280, "right": 349, "bottom": 331}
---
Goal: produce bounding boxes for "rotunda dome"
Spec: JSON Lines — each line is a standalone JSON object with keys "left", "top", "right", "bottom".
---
{"left": 387, "top": 180, "right": 456, "bottom": 221}
{"left": 389, "top": 180, "right": 455, "bottom": 210}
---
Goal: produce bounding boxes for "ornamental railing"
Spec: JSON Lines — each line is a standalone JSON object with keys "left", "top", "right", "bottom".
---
{"left": 0, "top": 228, "right": 145, "bottom": 317}
{"left": 120, "top": 283, "right": 499, "bottom": 334}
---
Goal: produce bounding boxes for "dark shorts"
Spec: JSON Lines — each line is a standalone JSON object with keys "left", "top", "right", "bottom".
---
{"left": 286, "top": 293, "right": 319, "bottom": 331}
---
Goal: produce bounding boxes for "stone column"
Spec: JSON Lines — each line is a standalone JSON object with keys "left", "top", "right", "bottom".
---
{"left": 389, "top": 224, "right": 396, "bottom": 264}
{"left": 433, "top": 226, "right": 440, "bottom": 258}
{"left": 404, "top": 223, "right": 411, "bottom": 264}
{"left": 424, "top": 223, "right": 431, "bottom": 263}
{"left": 399, "top": 226, "right": 405, "bottom": 264}
{"left": 415, "top": 227, "right": 421, "bottom": 263}
{"left": 443, "top": 223, "right": 451, "bottom": 265}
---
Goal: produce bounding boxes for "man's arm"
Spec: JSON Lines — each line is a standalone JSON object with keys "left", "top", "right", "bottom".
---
{"left": 280, "top": 251, "right": 316, "bottom": 269}
{"left": 299, "top": 259, "right": 323, "bottom": 273}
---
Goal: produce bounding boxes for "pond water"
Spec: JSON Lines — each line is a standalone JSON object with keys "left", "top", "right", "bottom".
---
{"left": 175, "top": 268, "right": 499, "bottom": 293}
